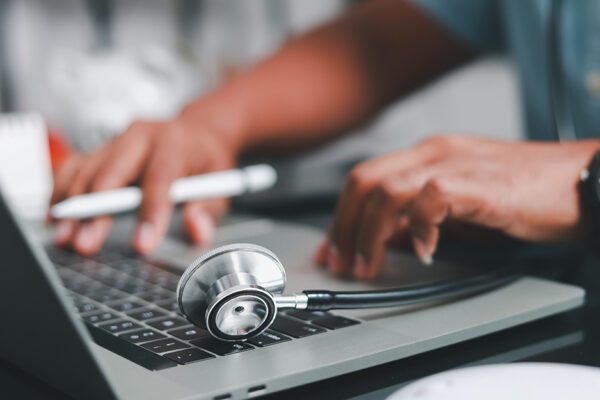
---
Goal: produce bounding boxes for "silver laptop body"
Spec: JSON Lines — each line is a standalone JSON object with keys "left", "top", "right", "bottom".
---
{"left": 0, "top": 193, "right": 584, "bottom": 400}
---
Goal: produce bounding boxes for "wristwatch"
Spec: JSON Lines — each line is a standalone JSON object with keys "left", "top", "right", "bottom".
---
{"left": 581, "top": 150, "right": 600, "bottom": 234}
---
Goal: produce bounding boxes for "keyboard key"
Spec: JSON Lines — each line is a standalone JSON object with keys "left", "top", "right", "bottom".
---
{"left": 46, "top": 247, "right": 85, "bottom": 265}
{"left": 98, "top": 276, "right": 151, "bottom": 294}
{"left": 88, "top": 289, "right": 127, "bottom": 303}
{"left": 138, "top": 290, "right": 174, "bottom": 303}
{"left": 271, "top": 316, "right": 326, "bottom": 338}
{"left": 90, "top": 248, "right": 127, "bottom": 264}
{"left": 141, "top": 338, "right": 189, "bottom": 354}
{"left": 99, "top": 319, "right": 141, "bottom": 333}
{"left": 67, "top": 280, "right": 104, "bottom": 295}
{"left": 168, "top": 327, "right": 209, "bottom": 341}
{"left": 147, "top": 271, "right": 179, "bottom": 285}
{"left": 190, "top": 338, "right": 253, "bottom": 356}
{"left": 127, "top": 309, "right": 167, "bottom": 321}
{"left": 285, "top": 310, "right": 332, "bottom": 321}
{"left": 312, "top": 316, "right": 360, "bottom": 330}
{"left": 155, "top": 299, "right": 179, "bottom": 312}
{"left": 107, "top": 259, "right": 144, "bottom": 273}
{"left": 164, "top": 348, "right": 214, "bottom": 365}
{"left": 147, "top": 317, "right": 189, "bottom": 331}
{"left": 94, "top": 275, "right": 130, "bottom": 287}
{"left": 119, "top": 282, "right": 154, "bottom": 295}
{"left": 66, "top": 260, "right": 104, "bottom": 275}
{"left": 157, "top": 278, "right": 179, "bottom": 292}
{"left": 67, "top": 292, "right": 81, "bottom": 301}
{"left": 57, "top": 268, "right": 75, "bottom": 279}
{"left": 108, "top": 300, "right": 145, "bottom": 312}
{"left": 247, "top": 330, "right": 291, "bottom": 347}
{"left": 78, "top": 264, "right": 114, "bottom": 278}
{"left": 86, "top": 323, "right": 177, "bottom": 371}
{"left": 74, "top": 301, "right": 98, "bottom": 313}
{"left": 83, "top": 311, "right": 119, "bottom": 324}
{"left": 127, "top": 265, "right": 161, "bottom": 280}
{"left": 119, "top": 329, "right": 166, "bottom": 344}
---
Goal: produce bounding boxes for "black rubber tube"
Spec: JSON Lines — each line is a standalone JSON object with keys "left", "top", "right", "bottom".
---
{"left": 303, "top": 267, "right": 523, "bottom": 311}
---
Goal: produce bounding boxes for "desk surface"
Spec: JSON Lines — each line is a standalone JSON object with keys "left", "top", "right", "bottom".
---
{"left": 2, "top": 206, "right": 599, "bottom": 400}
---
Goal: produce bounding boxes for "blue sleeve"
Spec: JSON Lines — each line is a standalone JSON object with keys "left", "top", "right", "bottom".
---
{"left": 409, "top": 0, "right": 504, "bottom": 52}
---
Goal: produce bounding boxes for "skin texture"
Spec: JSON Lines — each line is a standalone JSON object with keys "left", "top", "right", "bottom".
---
{"left": 313, "top": 136, "right": 600, "bottom": 279}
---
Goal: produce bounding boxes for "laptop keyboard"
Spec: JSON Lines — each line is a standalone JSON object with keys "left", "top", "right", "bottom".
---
{"left": 46, "top": 246, "right": 360, "bottom": 371}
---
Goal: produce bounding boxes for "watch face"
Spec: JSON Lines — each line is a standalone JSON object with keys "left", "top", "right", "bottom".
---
{"left": 588, "top": 153, "right": 600, "bottom": 204}
{"left": 590, "top": 152, "right": 600, "bottom": 206}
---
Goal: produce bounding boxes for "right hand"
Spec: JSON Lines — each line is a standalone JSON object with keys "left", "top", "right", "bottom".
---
{"left": 50, "top": 116, "right": 240, "bottom": 255}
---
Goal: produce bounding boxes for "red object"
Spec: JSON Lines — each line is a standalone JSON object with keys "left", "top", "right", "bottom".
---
{"left": 47, "top": 129, "right": 72, "bottom": 172}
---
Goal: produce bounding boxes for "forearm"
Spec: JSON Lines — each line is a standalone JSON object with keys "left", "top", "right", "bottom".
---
{"left": 181, "top": 0, "right": 472, "bottom": 155}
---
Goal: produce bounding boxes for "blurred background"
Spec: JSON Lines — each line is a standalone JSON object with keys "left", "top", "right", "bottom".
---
{"left": 0, "top": 0, "right": 524, "bottom": 218}
{"left": 1, "top": 0, "right": 348, "bottom": 150}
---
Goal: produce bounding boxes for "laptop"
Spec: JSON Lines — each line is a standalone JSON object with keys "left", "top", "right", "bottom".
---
{"left": 0, "top": 191, "right": 584, "bottom": 400}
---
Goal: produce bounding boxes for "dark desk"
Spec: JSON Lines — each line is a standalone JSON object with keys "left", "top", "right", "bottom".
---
{"left": 2, "top": 207, "right": 599, "bottom": 400}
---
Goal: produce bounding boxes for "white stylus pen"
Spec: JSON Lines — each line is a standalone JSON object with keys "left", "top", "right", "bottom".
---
{"left": 51, "top": 164, "right": 277, "bottom": 220}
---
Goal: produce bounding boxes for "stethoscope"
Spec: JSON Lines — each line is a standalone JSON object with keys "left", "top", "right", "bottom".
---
{"left": 176, "top": 1, "right": 575, "bottom": 343}
{"left": 176, "top": 243, "right": 521, "bottom": 342}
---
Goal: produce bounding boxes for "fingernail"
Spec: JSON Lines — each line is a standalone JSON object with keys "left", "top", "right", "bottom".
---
{"left": 413, "top": 238, "right": 433, "bottom": 266}
{"left": 328, "top": 245, "right": 344, "bottom": 275}
{"left": 193, "top": 212, "right": 215, "bottom": 245}
{"left": 354, "top": 253, "right": 369, "bottom": 279}
{"left": 419, "top": 253, "right": 433, "bottom": 266}
{"left": 75, "top": 224, "right": 95, "bottom": 252}
{"left": 55, "top": 221, "right": 73, "bottom": 244}
{"left": 313, "top": 238, "right": 329, "bottom": 266}
{"left": 135, "top": 222, "right": 155, "bottom": 254}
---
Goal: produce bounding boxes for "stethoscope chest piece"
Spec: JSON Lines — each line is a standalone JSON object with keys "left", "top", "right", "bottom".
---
{"left": 177, "top": 243, "right": 286, "bottom": 341}
{"left": 177, "top": 243, "right": 519, "bottom": 342}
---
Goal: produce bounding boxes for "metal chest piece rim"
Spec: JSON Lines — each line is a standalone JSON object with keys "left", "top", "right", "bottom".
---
{"left": 176, "top": 243, "right": 286, "bottom": 341}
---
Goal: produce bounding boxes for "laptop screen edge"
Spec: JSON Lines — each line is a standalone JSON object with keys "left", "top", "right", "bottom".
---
{"left": 0, "top": 190, "right": 119, "bottom": 400}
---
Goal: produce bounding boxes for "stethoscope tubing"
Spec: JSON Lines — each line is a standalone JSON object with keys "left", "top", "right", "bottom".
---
{"left": 301, "top": 266, "right": 523, "bottom": 310}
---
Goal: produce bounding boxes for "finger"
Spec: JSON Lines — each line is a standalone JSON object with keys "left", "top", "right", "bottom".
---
{"left": 89, "top": 134, "right": 151, "bottom": 192}
{"left": 70, "top": 126, "right": 153, "bottom": 253}
{"left": 55, "top": 152, "right": 105, "bottom": 251}
{"left": 72, "top": 217, "right": 113, "bottom": 255}
{"left": 313, "top": 223, "right": 334, "bottom": 267}
{"left": 312, "top": 237, "right": 329, "bottom": 267}
{"left": 358, "top": 161, "right": 493, "bottom": 268}
{"left": 50, "top": 154, "right": 84, "bottom": 205}
{"left": 134, "top": 139, "right": 185, "bottom": 255}
{"left": 353, "top": 175, "right": 425, "bottom": 279}
{"left": 329, "top": 147, "right": 437, "bottom": 275}
{"left": 183, "top": 198, "right": 229, "bottom": 245}
{"left": 353, "top": 189, "right": 400, "bottom": 280}
{"left": 66, "top": 150, "right": 108, "bottom": 198}
{"left": 387, "top": 217, "right": 412, "bottom": 248}
{"left": 55, "top": 219, "right": 78, "bottom": 246}
{"left": 408, "top": 175, "right": 492, "bottom": 263}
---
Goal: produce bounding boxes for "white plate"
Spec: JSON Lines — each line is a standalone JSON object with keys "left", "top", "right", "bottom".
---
{"left": 388, "top": 362, "right": 600, "bottom": 400}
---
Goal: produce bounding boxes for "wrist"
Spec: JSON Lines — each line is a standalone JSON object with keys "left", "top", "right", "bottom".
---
{"left": 177, "top": 82, "right": 251, "bottom": 157}
{"left": 580, "top": 149, "right": 600, "bottom": 236}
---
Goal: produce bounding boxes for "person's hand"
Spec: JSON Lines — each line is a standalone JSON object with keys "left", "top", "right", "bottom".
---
{"left": 314, "top": 135, "right": 600, "bottom": 280}
{"left": 50, "top": 113, "right": 241, "bottom": 256}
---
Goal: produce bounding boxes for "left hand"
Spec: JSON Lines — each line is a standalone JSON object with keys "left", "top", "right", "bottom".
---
{"left": 314, "top": 135, "right": 600, "bottom": 279}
